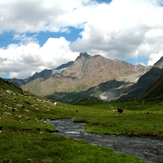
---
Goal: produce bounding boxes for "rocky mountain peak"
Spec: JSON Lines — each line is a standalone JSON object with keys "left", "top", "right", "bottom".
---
{"left": 75, "top": 52, "right": 91, "bottom": 60}
{"left": 63, "top": 53, "right": 111, "bottom": 79}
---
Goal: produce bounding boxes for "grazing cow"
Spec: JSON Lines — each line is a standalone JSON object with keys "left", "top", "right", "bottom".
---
{"left": 146, "top": 112, "right": 152, "bottom": 114}
{"left": 115, "top": 108, "right": 124, "bottom": 115}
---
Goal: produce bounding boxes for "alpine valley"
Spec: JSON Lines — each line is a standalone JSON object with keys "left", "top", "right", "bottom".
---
{"left": 5, "top": 52, "right": 163, "bottom": 103}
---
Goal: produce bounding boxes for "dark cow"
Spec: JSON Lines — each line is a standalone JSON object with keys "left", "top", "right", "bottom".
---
{"left": 115, "top": 108, "right": 124, "bottom": 115}
{"left": 75, "top": 110, "right": 78, "bottom": 113}
{"left": 146, "top": 111, "right": 152, "bottom": 114}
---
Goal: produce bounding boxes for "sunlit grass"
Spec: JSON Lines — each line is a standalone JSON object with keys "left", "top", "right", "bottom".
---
{"left": 73, "top": 99, "right": 163, "bottom": 139}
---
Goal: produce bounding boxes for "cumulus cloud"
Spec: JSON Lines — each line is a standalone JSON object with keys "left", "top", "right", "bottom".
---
{"left": 0, "top": 0, "right": 91, "bottom": 33}
{"left": 148, "top": 52, "right": 163, "bottom": 66}
{"left": 0, "top": 0, "right": 163, "bottom": 78}
{"left": 0, "top": 37, "right": 78, "bottom": 78}
{"left": 70, "top": 0, "right": 163, "bottom": 61}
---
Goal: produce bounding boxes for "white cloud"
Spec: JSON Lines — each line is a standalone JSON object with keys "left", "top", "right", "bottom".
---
{"left": 39, "top": 37, "right": 78, "bottom": 66}
{"left": 13, "top": 33, "right": 38, "bottom": 44}
{"left": 70, "top": 0, "right": 163, "bottom": 62}
{"left": 0, "top": 37, "right": 78, "bottom": 78}
{"left": 148, "top": 52, "right": 163, "bottom": 66}
{"left": 0, "top": 0, "right": 92, "bottom": 33}
{"left": 1, "top": 0, "right": 163, "bottom": 78}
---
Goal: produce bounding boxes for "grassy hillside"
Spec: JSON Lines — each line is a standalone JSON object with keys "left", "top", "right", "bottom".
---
{"left": 0, "top": 78, "right": 145, "bottom": 162}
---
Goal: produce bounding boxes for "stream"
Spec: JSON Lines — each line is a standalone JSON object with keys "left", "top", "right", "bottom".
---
{"left": 47, "top": 118, "right": 163, "bottom": 163}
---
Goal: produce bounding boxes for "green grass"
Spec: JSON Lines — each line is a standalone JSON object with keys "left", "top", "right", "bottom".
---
{"left": 73, "top": 99, "right": 163, "bottom": 139}
{"left": 0, "top": 132, "right": 144, "bottom": 163}
{"left": 1, "top": 79, "right": 161, "bottom": 162}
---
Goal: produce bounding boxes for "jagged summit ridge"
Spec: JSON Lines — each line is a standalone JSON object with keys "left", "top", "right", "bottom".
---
{"left": 75, "top": 52, "right": 91, "bottom": 60}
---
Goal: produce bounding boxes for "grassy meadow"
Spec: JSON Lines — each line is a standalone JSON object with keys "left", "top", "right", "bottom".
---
{"left": 1, "top": 79, "right": 163, "bottom": 162}
{"left": 74, "top": 99, "right": 163, "bottom": 139}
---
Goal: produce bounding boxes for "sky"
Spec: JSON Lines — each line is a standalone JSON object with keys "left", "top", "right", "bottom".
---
{"left": 0, "top": 0, "right": 163, "bottom": 79}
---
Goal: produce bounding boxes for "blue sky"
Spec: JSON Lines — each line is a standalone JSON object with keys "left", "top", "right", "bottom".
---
{"left": 0, "top": 0, "right": 163, "bottom": 79}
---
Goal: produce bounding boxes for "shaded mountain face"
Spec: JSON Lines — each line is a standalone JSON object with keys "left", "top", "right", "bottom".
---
{"left": 138, "top": 74, "right": 163, "bottom": 100}
{"left": 21, "top": 52, "right": 148, "bottom": 102}
{"left": 55, "top": 61, "right": 73, "bottom": 70}
{"left": 118, "top": 56, "right": 163, "bottom": 100}
{"left": 28, "top": 69, "right": 52, "bottom": 82}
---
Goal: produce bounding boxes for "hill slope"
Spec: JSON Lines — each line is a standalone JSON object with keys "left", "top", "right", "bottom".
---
{"left": 119, "top": 56, "right": 163, "bottom": 100}
{"left": 138, "top": 74, "right": 163, "bottom": 99}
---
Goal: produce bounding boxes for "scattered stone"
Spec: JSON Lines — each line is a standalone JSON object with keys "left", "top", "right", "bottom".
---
{"left": 18, "top": 114, "right": 22, "bottom": 118}
{"left": 27, "top": 158, "right": 31, "bottom": 161}
{"left": 8, "top": 107, "right": 13, "bottom": 110}
{"left": 5, "top": 90, "right": 12, "bottom": 94}
{"left": 4, "top": 112, "right": 12, "bottom": 115}
{"left": 16, "top": 104, "right": 23, "bottom": 108}
{"left": 25, "top": 109, "right": 29, "bottom": 112}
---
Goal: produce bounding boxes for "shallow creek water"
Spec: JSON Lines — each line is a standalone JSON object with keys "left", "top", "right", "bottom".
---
{"left": 47, "top": 118, "right": 163, "bottom": 163}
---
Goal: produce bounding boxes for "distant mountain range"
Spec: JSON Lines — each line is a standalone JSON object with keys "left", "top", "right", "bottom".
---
{"left": 5, "top": 52, "right": 163, "bottom": 103}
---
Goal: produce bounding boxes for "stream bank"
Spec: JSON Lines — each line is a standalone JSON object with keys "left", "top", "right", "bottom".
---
{"left": 47, "top": 118, "right": 163, "bottom": 163}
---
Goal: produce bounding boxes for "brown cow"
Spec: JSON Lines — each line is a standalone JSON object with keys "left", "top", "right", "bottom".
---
{"left": 115, "top": 108, "right": 124, "bottom": 115}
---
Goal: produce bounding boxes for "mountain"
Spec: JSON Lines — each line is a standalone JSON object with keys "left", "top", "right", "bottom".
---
{"left": 5, "top": 69, "right": 52, "bottom": 88}
{"left": 118, "top": 56, "right": 163, "bottom": 100}
{"left": 28, "top": 69, "right": 52, "bottom": 82}
{"left": 21, "top": 52, "right": 148, "bottom": 103}
{"left": 55, "top": 61, "right": 73, "bottom": 70}
{"left": 5, "top": 61, "right": 73, "bottom": 88}
{"left": 4, "top": 78, "right": 28, "bottom": 88}
{"left": 52, "top": 61, "right": 73, "bottom": 74}
{"left": 138, "top": 74, "right": 163, "bottom": 99}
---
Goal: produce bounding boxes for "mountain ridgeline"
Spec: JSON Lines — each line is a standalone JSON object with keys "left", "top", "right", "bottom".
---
{"left": 5, "top": 53, "right": 163, "bottom": 103}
